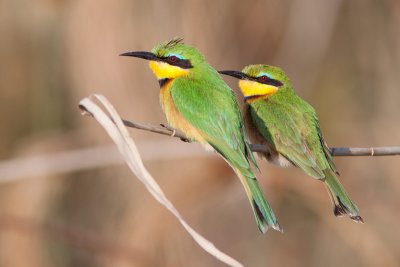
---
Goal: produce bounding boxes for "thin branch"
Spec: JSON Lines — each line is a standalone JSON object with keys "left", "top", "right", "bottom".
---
{"left": 122, "top": 119, "right": 190, "bottom": 142}
{"left": 329, "top": 147, "right": 400, "bottom": 156}
{"left": 251, "top": 144, "right": 400, "bottom": 157}
{"left": 79, "top": 106, "right": 400, "bottom": 157}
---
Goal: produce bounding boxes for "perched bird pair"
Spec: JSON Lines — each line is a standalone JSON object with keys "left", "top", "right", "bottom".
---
{"left": 121, "top": 38, "right": 363, "bottom": 233}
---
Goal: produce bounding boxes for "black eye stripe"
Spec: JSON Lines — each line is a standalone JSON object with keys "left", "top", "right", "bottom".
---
{"left": 161, "top": 56, "right": 193, "bottom": 69}
{"left": 251, "top": 76, "right": 283, "bottom": 87}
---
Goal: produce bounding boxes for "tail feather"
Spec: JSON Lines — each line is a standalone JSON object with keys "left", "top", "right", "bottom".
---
{"left": 324, "top": 171, "right": 363, "bottom": 223}
{"left": 236, "top": 170, "right": 282, "bottom": 233}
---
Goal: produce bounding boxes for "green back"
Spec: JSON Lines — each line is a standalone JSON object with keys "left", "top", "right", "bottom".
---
{"left": 249, "top": 83, "right": 337, "bottom": 179}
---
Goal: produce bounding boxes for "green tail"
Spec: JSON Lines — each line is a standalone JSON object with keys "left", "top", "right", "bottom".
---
{"left": 236, "top": 170, "right": 282, "bottom": 233}
{"left": 324, "top": 171, "right": 363, "bottom": 223}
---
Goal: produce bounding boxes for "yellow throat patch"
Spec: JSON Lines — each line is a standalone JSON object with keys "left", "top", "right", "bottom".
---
{"left": 149, "top": 61, "right": 189, "bottom": 79}
{"left": 239, "top": 79, "right": 278, "bottom": 99}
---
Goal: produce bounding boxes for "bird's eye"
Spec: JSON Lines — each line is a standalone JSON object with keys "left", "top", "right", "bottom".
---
{"left": 258, "top": 75, "right": 268, "bottom": 83}
{"left": 168, "top": 55, "right": 178, "bottom": 63}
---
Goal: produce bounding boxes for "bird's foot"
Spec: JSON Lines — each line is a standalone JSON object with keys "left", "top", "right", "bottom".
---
{"left": 160, "top": 124, "right": 190, "bottom": 142}
{"left": 160, "top": 123, "right": 176, "bottom": 136}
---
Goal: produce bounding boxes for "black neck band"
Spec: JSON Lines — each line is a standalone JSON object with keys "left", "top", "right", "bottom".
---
{"left": 158, "top": 78, "right": 170, "bottom": 88}
{"left": 244, "top": 94, "right": 265, "bottom": 101}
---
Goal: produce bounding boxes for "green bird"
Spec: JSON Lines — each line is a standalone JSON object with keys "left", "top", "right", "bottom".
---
{"left": 120, "top": 38, "right": 281, "bottom": 233}
{"left": 220, "top": 65, "right": 363, "bottom": 222}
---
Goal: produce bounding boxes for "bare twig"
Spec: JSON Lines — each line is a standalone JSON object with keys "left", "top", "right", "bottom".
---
{"left": 329, "top": 147, "right": 400, "bottom": 157}
{"left": 79, "top": 106, "right": 400, "bottom": 157}
{"left": 252, "top": 144, "right": 400, "bottom": 157}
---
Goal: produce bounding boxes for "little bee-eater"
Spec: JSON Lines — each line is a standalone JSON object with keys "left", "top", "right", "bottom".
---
{"left": 220, "top": 65, "right": 363, "bottom": 222}
{"left": 120, "top": 39, "right": 281, "bottom": 233}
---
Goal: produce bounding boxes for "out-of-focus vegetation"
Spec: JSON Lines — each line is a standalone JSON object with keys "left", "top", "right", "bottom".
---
{"left": 0, "top": 0, "right": 399, "bottom": 266}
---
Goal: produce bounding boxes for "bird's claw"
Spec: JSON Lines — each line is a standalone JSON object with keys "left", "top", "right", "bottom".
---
{"left": 180, "top": 137, "right": 190, "bottom": 142}
{"left": 160, "top": 123, "right": 191, "bottom": 142}
{"left": 160, "top": 123, "right": 177, "bottom": 137}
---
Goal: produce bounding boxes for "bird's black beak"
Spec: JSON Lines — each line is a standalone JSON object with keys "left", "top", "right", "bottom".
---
{"left": 119, "top": 51, "right": 159, "bottom": 61}
{"left": 218, "top": 70, "right": 248, "bottom": 80}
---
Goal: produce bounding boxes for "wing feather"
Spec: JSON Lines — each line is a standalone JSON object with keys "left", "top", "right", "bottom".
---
{"left": 170, "top": 76, "right": 257, "bottom": 175}
{"left": 251, "top": 96, "right": 332, "bottom": 179}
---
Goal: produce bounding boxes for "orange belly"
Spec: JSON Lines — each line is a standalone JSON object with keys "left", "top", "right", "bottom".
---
{"left": 159, "top": 80, "right": 207, "bottom": 144}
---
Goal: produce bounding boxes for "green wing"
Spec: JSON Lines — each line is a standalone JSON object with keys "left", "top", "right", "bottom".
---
{"left": 316, "top": 124, "right": 339, "bottom": 175}
{"left": 251, "top": 96, "right": 332, "bottom": 179}
{"left": 170, "top": 75, "right": 257, "bottom": 175}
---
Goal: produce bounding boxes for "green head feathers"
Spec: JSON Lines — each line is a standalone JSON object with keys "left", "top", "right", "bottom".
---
{"left": 120, "top": 37, "right": 211, "bottom": 80}
{"left": 151, "top": 37, "right": 205, "bottom": 66}
{"left": 241, "top": 64, "right": 291, "bottom": 86}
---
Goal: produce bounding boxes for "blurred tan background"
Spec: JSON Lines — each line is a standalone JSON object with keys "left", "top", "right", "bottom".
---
{"left": 1, "top": 0, "right": 400, "bottom": 266}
